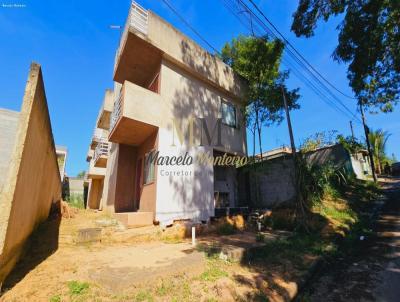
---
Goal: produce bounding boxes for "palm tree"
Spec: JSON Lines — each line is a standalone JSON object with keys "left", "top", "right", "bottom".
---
{"left": 368, "top": 129, "right": 391, "bottom": 175}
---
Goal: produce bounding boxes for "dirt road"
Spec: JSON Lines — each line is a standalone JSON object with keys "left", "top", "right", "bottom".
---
{"left": 301, "top": 177, "right": 400, "bottom": 301}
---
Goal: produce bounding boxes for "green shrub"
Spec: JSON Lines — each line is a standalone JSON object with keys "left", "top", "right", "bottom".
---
{"left": 66, "top": 193, "right": 84, "bottom": 209}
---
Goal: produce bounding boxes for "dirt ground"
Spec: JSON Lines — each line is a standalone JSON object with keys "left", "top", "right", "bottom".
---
{"left": 299, "top": 177, "right": 400, "bottom": 301}
{"left": 0, "top": 210, "right": 302, "bottom": 302}
{"left": 2, "top": 176, "right": 384, "bottom": 302}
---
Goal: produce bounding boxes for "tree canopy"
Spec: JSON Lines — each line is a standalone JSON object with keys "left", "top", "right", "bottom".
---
{"left": 221, "top": 35, "right": 300, "bottom": 156}
{"left": 291, "top": 0, "right": 400, "bottom": 112}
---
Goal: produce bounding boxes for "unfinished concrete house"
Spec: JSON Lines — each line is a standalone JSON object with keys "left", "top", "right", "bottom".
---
{"left": 0, "top": 63, "right": 61, "bottom": 286}
{"left": 56, "top": 145, "right": 68, "bottom": 182}
{"left": 85, "top": 89, "right": 113, "bottom": 210}
{"left": 88, "top": 1, "right": 247, "bottom": 227}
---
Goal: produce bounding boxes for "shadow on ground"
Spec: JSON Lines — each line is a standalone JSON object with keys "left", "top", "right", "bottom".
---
{"left": 2, "top": 216, "right": 60, "bottom": 291}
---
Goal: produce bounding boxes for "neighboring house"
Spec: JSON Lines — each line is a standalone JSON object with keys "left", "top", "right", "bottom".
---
{"left": 85, "top": 90, "right": 112, "bottom": 211}
{"left": 56, "top": 145, "right": 68, "bottom": 181}
{"left": 86, "top": 1, "right": 247, "bottom": 227}
{"left": 0, "top": 63, "right": 61, "bottom": 286}
{"left": 68, "top": 177, "right": 85, "bottom": 195}
{"left": 62, "top": 176, "right": 86, "bottom": 201}
{"left": 238, "top": 144, "right": 372, "bottom": 208}
{"left": 305, "top": 144, "right": 372, "bottom": 180}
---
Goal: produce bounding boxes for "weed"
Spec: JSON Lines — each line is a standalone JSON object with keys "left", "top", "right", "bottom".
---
{"left": 135, "top": 290, "right": 154, "bottom": 302}
{"left": 200, "top": 262, "right": 228, "bottom": 281}
{"left": 66, "top": 193, "right": 85, "bottom": 209}
{"left": 49, "top": 295, "right": 61, "bottom": 302}
{"left": 156, "top": 280, "right": 173, "bottom": 296}
{"left": 67, "top": 280, "right": 89, "bottom": 296}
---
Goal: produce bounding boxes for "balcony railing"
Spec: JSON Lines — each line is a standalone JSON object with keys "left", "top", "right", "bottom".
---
{"left": 93, "top": 128, "right": 108, "bottom": 142}
{"left": 110, "top": 91, "right": 123, "bottom": 132}
{"left": 114, "top": 1, "right": 149, "bottom": 69}
{"left": 94, "top": 141, "right": 109, "bottom": 163}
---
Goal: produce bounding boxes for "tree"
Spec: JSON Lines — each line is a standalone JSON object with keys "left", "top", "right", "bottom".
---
{"left": 336, "top": 134, "right": 366, "bottom": 154}
{"left": 299, "top": 130, "right": 338, "bottom": 152}
{"left": 368, "top": 129, "right": 391, "bottom": 174}
{"left": 291, "top": 1, "right": 400, "bottom": 112}
{"left": 221, "top": 35, "right": 300, "bottom": 158}
{"left": 77, "top": 170, "right": 86, "bottom": 179}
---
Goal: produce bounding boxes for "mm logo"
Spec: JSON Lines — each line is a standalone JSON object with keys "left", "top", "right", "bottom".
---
{"left": 171, "top": 117, "right": 223, "bottom": 147}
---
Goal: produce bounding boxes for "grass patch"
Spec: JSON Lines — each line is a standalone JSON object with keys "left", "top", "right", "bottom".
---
{"left": 66, "top": 193, "right": 85, "bottom": 209}
{"left": 49, "top": 295, "right": 61, "bottom": 302}
{"left": 156, "top": 280, "right": 174, "bottom": 296}
{"left": 67, "top": 280, "right": 89, "bottom": 296}
{"left": 247, "top": 233, "right": 335, "bottom": 265}
{"left": 135, "top": 290, "right": 154, "bottom": 302}
{"left": 199, "top": 260, "right": 229, "bottom": 281}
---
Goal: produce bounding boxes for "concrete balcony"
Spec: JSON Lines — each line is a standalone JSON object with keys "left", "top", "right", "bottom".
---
{"left": 93, "top": 141, "right": 109, "bottom": 168}
{"left": 113, "top": 1, "right": 246, "bottom": 99}
{"left": 108, "top": 81, "right": 163, "bottom": 146}
{"left": 87, "top": 158, "right": 106, "bottom": 179}
{"left": 96, "top": 89, "right": 114, "bottom": 130}
{"left": 91, "top": 128, "right": 109, "bottom": 150}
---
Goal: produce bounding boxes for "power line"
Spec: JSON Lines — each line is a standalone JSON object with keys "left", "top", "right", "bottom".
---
{"left": 159, "top": 0, "right": 221, "bottom": 55}
{"left": 247, "top": 0, "right": 357, "bottom": 100}
{"left": 236, "top": 0, "right": 361, "bottom": 122}
{"left": 222, "top": 0, "right": 362, "bottom": 123}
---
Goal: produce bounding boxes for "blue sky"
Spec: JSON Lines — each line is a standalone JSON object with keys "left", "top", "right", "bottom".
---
{"left": 0, "top": 0, "right": 398, "bottom": 176}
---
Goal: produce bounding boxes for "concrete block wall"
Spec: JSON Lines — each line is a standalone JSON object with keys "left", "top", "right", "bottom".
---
{"left": 0, "top": 110, "right": 19, "bottom": 192}
{"left": 0, "top": 63, "right": 61, "bottom": 286}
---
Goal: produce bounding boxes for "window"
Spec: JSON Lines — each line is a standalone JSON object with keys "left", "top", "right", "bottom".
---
{"left": 143, "top": 151, "right": 156, "bottom": 185}
{"left": 220, "top": 99, "right": 237, "bottom": 128}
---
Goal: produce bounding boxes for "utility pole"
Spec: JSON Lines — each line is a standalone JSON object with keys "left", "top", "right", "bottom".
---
{"left": 359, "top": 100, "right": 377, "bottom": 182}
{"left": 282, "top": 87, "right": 296, "bottom": 160}
{"left": 349, "top": 120, "right": 355, "bottom": 139}
{"left": 282, "top": 87, "right": 308, "bottom": 227}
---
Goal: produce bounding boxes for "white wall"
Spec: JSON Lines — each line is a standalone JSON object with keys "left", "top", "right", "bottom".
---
{"left": 154, "top": 58, "right": 246, "bottom": 224}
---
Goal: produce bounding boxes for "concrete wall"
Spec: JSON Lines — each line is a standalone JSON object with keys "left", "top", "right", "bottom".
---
{"left": 239, "top": 144, "right": 370, "bottom": 209}
{"left": 238, "top": 157, "right": 296, "bottom": 209}
{"left": 0, "top": 63, "right": 61, "bottom": 285}
{"left": 68, "top": 178, "right": 84, "bottom": 195}
{"left": 0, "top": 109, "right": 19, "bottom": 192}
{"left": 350, "top": 153, "right": 372, "bottom": 180}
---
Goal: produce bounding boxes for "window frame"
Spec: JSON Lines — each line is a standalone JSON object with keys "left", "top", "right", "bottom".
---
{"left": 143, "top": 150, "right": 156, "bottom": 185}
{"left": 220, "top": 98, "right": 237, "bottom": 128}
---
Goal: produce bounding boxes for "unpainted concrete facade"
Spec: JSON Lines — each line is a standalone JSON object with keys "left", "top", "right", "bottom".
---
{"left": 87, "top": 1, "right": 248, "bottom": 226}
{"left": 0, "top": 63, "right": 61, "bottom": 285}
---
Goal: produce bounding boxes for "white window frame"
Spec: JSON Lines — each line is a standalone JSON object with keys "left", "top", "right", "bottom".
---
{"left": 220, "top": 98, "right": 237, "bottom": 128}
{"left": 143, "top": 150, "right": 156, "bottom": 185}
